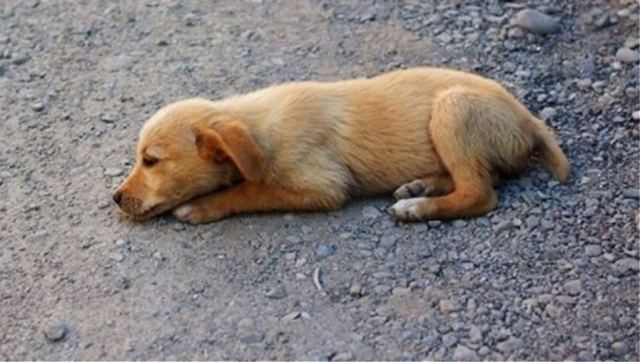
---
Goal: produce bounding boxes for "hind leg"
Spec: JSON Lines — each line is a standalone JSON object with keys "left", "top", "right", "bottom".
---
{"left": 389, "top": 187, "right": 497, "bottom": 221}
{"left": 393, "top": 174, "right": 454, "bottom": 200}
{"left": 389, "top": 87, "right": 503, "bottom": 221}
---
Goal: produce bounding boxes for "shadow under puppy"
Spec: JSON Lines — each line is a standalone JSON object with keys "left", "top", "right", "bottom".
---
{"left": 113, "top": 67, "right": 570, "bottom": 224}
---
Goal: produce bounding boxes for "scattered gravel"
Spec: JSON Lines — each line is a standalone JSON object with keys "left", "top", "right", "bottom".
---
{"left": 0, "top": 0, "right": 638, "bottom": 360}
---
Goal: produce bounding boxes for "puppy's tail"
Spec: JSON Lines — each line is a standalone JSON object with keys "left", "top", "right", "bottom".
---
{"left": 532, "top": 117, "right": 570, "bottom": 182}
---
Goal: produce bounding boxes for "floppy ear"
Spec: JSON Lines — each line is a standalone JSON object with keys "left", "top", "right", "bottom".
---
{"left": 194, "top": 121, "right": 265, "bottom": 183}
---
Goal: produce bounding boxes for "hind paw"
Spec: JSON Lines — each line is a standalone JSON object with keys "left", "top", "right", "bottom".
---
{"left": 393, "top": 180, "right": 430, "bottom": 200}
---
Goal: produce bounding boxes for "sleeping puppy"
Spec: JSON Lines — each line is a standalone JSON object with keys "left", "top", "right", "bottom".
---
{"left": 112, "top": 67, "right": 570, "bottom": 224}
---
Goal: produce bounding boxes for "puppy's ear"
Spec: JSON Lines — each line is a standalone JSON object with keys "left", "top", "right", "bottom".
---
{"left": 194, "top": 121, "right": 265, "bottom": 183}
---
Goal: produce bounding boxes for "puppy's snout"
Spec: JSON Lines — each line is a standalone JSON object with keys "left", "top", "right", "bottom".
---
{"left": 113, "top": 190, "right": 123, "bottom": 205}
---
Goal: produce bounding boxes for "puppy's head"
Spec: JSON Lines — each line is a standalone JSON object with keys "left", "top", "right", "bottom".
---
{"left": 113, "top": 98, "right": 264, "bottom": 219}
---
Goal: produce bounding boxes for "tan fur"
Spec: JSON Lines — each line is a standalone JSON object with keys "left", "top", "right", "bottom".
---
{"left": 113, "top": 67, "right": 570, "bottom": 223}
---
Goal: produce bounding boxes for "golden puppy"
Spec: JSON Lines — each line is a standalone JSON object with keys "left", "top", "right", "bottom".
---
{"left": 113, "top": 67, "right": 570, "bottom": 223}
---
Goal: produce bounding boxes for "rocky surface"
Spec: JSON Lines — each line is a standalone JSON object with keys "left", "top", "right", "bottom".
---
{"left": 0, "top": 0, "right": 638, "bottom": 360}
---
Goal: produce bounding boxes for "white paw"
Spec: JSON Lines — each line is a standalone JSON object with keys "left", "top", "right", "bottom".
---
{"left": 388, "top": 197, "right": 423, "bottom": 221}
{"left": 172, "top": 204, "right": 204, "bottom": 224}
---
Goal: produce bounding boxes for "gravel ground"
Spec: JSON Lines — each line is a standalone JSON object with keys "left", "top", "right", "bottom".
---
{"left": 1, "top": 0, "right": 639, "bottom": 360}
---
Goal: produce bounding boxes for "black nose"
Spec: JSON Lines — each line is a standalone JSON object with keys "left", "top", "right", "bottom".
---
{"left": 113, "top": 191, "right": 122, "bottom": 205}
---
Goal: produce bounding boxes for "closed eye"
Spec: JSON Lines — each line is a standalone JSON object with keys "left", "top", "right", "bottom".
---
{"left": 143, "top": 156, "right": 159, "bottom": 167}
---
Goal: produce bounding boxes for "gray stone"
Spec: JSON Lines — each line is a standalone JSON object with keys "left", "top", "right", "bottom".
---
{"left": 331, "top": 351, "right": 355, "bottom": 361}
{"left": 104, "top": 168, "right": 124, "bottom": 177}
{"left": 539, "top": 107, "right": 557, "bottom": 121}
{"left": 100, "top": 112, "right": 118, "bottom": 123}
{"left": 183, "top": 13, "right": 200, "bottom": 26}
{"left": 11, "top": 53, "right": 30, "bottom": 65}
{"left": 493, "top": 219, "right": 516, "bottom": 233}
{"left": 31, "top": 102, "right": 45, "bottom": 112}
{"left": 453, "top": 344, "right": 478, "bottom": 360}
{"left": 611, "top": 258, "right": 639, "bottom": 277}
{"left": 478, "top": 346, "right": 491, "bottom": 356}
{"left": 611, "top": 341, "right": 629, "bottom": 357}
{"left": 281, "top": 311, "right": 301, "bottom": 322}
{"left": 525, "top": 215, "right": 539, "bottom": 229}
{"left": 452, "top": 219, "right": 467, "bottom": 228}
{"left": 373, "top": 285, "right": 391, "bottom": 295}
{"left": 496, "top": 337, "right": 524, "bottom": 354}
{"left": 584, "top": 245, "right": 602, "bottom": 257}
{"left": 104, "top": 55, "right": 134, "bottom": 72}
{"left": 616, "top": 48, "right": 639, "bottom": 63}
{"left": 392, "top": 287, "right": 410, "bottom": 296}
{"left": 362, "top": 206, "right": 381, "bottom": 218}
{"left": 240, "top": 332, "right": 264, "bottom": 344}
{"left": 349, "top": 283, "right": 363, "bottom": 297}
{"left": 42, "top": 322, "right": 67, "bottom": 342}
{"left": 439, "top": 299, "right": 459, "bottom": 314}
{"left": 114, "top": 239, "right": 129, "bottom": 247}
{"left": 622, "top": 188, "right": 640, "bottom": 199}
{"left": 469, "top": 325, "right": 483, "bottom": 343}
{"left": 109, "top": 252, "right": 124, "bottom": 262}
{"left": 514, "top": 9, "right": 560, "bottom": 35}
{"left": 315, "top": 243, "right": 336, "bottom": 260}
{"left": 265, "top": 285, "right": 287, "bottom": 299}
{"left": 237, "top": 317, "right": 255, "bottom": 333}
{"left": 442, "top": 333, "right": 458, "bottom": 348}
{"left": 563, "top": 279, "right": 582, "bottom": 296}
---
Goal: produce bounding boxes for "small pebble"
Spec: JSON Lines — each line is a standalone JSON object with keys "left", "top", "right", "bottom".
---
{"left": 611, "top": 341, "right": 629, "bottom": 357}
{"left": 496, "top": 337, "right": 524, "bottom": 354}
{"left": 453, "top": 344, "right": 478, "bottom": 360}
{"left": 616, "top": 48, "right": 639, "bottom": 63}
{"left": 265, "top": 285, "right": 287, "bottom": 299}
{"left": 183, "top": 13, "right": 200, "bottom": 26}
{"left": 104, "top": 168, "right": 124, "bottom": 177}
{"left": 362, "top": 205, "right": 381, "bottom": 218}
{"left": 100, "top": 112, "right": 118, "bottom": 123}
{"left": 514, "top": 9, "right": 560, "bottom": 35}
{"left": 349, "top": 283, "right": 363, "bottom": 297}
{"left": 281, "top": 311, "right": 301, "bottom": 322}
{"left": 240, "top": 332, "right": 264, "bottom": 344}
{"left": 12, "top": 53, "right": 30, "bottom": 65}
{"left": 31, "top": 102, "right": 45, "bottom": 112}
{"left": 115, "top": 239, "right": 129, "bottom": 247}
{"left": 332, "top": 351, "right": 355, "bottom": 361}
{"left": 104, "top": 55, "right": 134, "bottom": 72}
{"left": 315, "top": 243, "right": 336, "bottom": 260}
{"left": 539, "top": 107, "right": 557, "bottom": 121}
{"left": 611, "top": 258, "right": 639, "bottom": 277}
{"left": 439, "top": 299, "right": 459, "bottom": 314}
{"left": 563, "top": 279, "right": 583, "bottom": 296}
{"left": 585, "top": 245, "right": 602, "bottom": 257}
{"left": 109, "top": 252, "right": 124, "bottom": 262}
{"left": 622, "top": 188, "right": 640, "bottom": 199}
{"left": 42, "top": 322, "right": 67, "bottom": 342}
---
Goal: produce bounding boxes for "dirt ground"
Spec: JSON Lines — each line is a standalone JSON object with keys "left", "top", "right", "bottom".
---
{"left": 0, "top": 0, "right": 638, "bottom": 360}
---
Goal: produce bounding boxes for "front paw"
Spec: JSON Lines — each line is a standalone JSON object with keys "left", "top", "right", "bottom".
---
{"left": 173, "top": 203, "right": 223, "bottom": 224}
{"left": 388, "top": 197, "right": 424, "bottom": 221}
